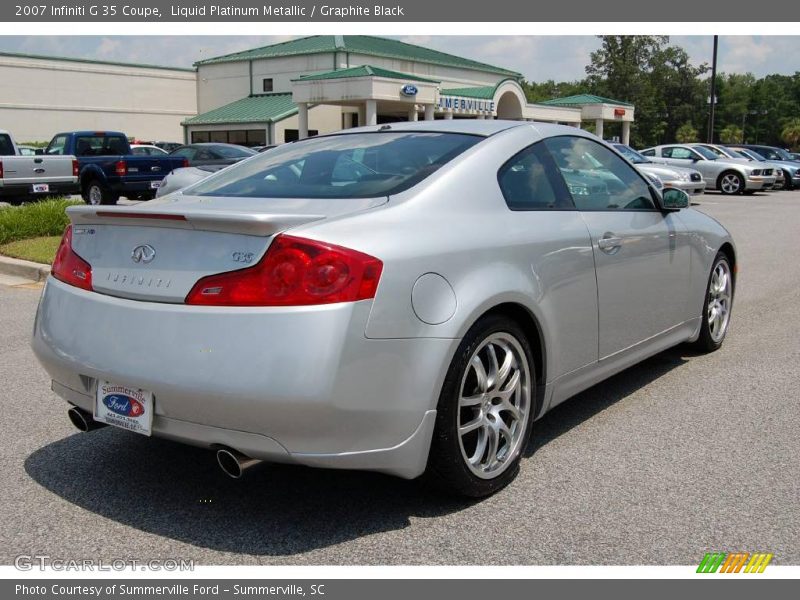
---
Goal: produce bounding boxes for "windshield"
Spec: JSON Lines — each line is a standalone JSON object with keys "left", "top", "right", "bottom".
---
{"left": 613, "top": 144, "right": 649, "bottom": 164}
{"left": 214, "top": 145, "right": 257, "bottom": 158}
{"left": 188, "top": 132, "right": 483, "bottom": 199}
{"left": 691, "top": 145, "right": 720, "bottom": 160}
{"left": 773, "top": 148, "right": 794, "bottom": 160}
{"left": 727, "top": 149, "right": 752, "bottom": 160}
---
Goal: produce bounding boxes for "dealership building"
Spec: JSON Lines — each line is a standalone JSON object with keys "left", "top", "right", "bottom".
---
{"left": 184, "top": 35, "right": 635, "bottom": 146}
{"left": 0, "top": 36, "right": 635, "bottom": 146}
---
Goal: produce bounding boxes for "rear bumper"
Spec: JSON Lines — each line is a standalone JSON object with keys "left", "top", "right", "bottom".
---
{"left": 0, "top": 181, "right": 80, "bottom": 197}
{"left": 32, "top": 278, "right": 456, "bottom": 479}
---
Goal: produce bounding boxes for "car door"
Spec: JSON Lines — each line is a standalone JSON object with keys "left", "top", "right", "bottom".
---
{"left": 544, "top": 135, "right": 691, "bottom": 359}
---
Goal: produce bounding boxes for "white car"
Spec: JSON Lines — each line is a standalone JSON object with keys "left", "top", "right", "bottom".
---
{"left": 130, "top": 144, "right": 168, "bottom": 156}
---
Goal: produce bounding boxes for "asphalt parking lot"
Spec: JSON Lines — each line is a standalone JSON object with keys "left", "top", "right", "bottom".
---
{"left": 1, "top": 190, "right": 798, "bottom": 566}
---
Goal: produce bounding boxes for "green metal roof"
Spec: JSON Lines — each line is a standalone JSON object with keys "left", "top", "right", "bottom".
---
{"left": 540, "top": 94, "right": 634, "bottom": 107}
{"left": 294, "top": 65, "right": 440, "bottom": 83}
{"left": 196, "top": 35, "right": 520, "bottom": 77}
{"left": 440, "top": 86, "right": 496, "bottom": 99}
{"left": 182, "top": 93, "right": 297, "bottom": 126}
{"left": 0, "top": 50, "right": 195, "bottom": 73}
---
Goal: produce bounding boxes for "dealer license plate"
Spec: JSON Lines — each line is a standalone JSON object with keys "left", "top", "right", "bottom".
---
{"left": 95, "top": 381, "right": 154, "bottom": 436}
{"left": 32, "top": 183, "right": 49, "bottom": 193}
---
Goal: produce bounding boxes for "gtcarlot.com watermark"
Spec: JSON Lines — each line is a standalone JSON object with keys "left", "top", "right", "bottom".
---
{"left": 14, "top": 554, "right": 194, "bottom": 571}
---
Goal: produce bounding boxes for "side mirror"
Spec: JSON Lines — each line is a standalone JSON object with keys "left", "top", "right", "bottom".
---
{"left": 661, "top": 188, "right": 690, "bottom": 210}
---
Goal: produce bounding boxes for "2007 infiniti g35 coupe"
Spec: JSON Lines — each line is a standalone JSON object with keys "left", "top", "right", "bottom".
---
{"left": 32, "top": 121, "right": 735, "bottom": 497}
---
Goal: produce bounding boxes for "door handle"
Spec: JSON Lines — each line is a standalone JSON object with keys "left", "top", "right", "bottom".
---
{"left": 598, "top": 235, "right": 623, "bottom": 252}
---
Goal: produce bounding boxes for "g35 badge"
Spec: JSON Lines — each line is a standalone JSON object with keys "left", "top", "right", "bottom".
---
{"left": 232, "top": 252, "right": 255, "bottom": 264}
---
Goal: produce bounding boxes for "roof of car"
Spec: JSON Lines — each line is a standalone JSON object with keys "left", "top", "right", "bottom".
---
{"left": 326, "top": 119, "right": 585, "bottom": 138}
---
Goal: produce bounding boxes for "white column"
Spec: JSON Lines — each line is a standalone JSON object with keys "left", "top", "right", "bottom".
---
{"left": 477, "top": 114, "right": 485, "bottom": 120}
{"left": 357, "top": 105, "right": 366, "bottom": 128}
{"left": 407, "top": 107, "right": 418, "bottom": 122}
{"left": 298, "top": 103, "right": 309, "bottom": 140}
{"left": 424, "top": 104, "right": 435, "bottom": 121}
{"left": 444, "top": 111, "right": 454, "bottom": 120}
{"left": 595, "top": 118, "right": 604, "bottom": 140}
{"left": 622, "top": 121, "right": 631, "bottom": 145}
{"left": 365, "top": 100, "right": 378, "bottom": 126}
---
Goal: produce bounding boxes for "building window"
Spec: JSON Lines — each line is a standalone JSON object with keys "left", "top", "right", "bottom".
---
{"left": 262, "top": 78, "right": 273, "bottom": 93}
{"left": 284, "top": 129, "right": 318, "bottom": 143}
{"left": 190, "top": 129, "right": 267, "bottom": 147}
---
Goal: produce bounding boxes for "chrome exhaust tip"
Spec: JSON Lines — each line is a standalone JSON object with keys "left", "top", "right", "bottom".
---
{"left": 216, "top": 448, "right": 262, "bottom": 479}
{"left": 67, "top": 406, "right": 106, "bottom": 432}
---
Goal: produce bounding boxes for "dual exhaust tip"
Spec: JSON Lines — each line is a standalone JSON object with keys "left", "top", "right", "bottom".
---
{"left": 67, "top": 406, "right": 262, "bottom": 479}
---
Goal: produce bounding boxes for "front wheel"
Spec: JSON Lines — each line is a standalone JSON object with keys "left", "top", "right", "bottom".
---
{"left": 424, "top": 315, "right": 535, "bottom": 497}
{"left": 782, "top": 171, "right": 795, "bottom": 191}
{"left": 692, "top": 252, "right": 734, "bottom": 352}
{"left": 718, "top": 171, "right": 745, "bottom": 195}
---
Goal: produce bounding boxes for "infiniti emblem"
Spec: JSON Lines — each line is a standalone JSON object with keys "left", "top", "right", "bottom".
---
{"left": 131, "top": 244, "right": 156, "bottom": 264}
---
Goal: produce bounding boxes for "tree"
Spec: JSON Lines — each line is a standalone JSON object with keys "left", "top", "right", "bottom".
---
{"left": 676, "top": 123, "right": 699, "bottom": 143}
{"left": 781, "top": 118, "right": 800, "bottom": 149}
{"left": 719, "top": 124, "right": 744, "bottom": 144}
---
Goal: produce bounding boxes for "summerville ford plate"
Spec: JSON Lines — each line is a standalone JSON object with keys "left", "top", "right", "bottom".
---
{"left": 94, "top": 382, "right": 153, "bottom": 436}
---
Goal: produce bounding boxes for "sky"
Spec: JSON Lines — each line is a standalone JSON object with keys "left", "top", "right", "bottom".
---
{"left": 0, "top": 35, "right": 798, "bottom": 81}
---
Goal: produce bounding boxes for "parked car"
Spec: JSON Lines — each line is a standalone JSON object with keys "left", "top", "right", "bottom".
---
{"left": 44, "top": 131, "right": 189, "bottom": 204}
{"left": 131, "top": 144, "right": 168, "bottom": 156}
{"left": 720, "top": 146, "right": 785, "bottom": 189}
{"left": 731, "top": 144, "right": 800, "bottom": 190}
{"left": 169, "top": 143, "right": 257, "bottom": 167}
{"left": 640, "top": 144, "right": 770, "bottom": 195}
{"left": 0, "top": 129, "right": 79, "bottom": 201}
{"left": 612, "top": 143, "right": 706, "bottom": 196}
{"left": 694, "top": 144, "right": 778, "bottom": 190}
{"left": 152, "top": 141, "right": 183, "bottom": 153}
{"left": 32, "top": 121, "right": 736, "bottom": 497}
{"left": 788, "top": 152, "right": 800, "bottom": 161}
{"left": 155, "top": 164, "right": 228, "bottom": 197}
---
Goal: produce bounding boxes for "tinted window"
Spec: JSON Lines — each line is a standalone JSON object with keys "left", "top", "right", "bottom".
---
{"left": 640, "top": 148, "right": 655, "bottom": 157}
{"left": 74, "top": 135, "right": 128, "bottom": 156}
{"left": 131, "top": 147, "right": 148, "bottom": 156}
{"left": 171, "top": 147, "right": 197, "bottom": 160}
{"left": 214, "top": 145, "right": 256, "bottom": 158}
{"left": 189, "top": 132, "right": 482, "bottom": 199}
{"left": 544, "top": 136, "right": 656, "bottom": 211}
{"left": 0, "top": 135, "right": 14, "bottom": 155}
{"left": 497, "top": 142, "right": 573, "bottom": 210}
{"left": 691, "top": 146, "right": 720, "bottom": 160}
{"left": 663, "top": 146, "right": 696, "bottom": 160}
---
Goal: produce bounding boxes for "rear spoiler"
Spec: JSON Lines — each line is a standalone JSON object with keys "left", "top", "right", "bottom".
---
{"left": 67, "top": 205, "right": 325, "bottom": 237}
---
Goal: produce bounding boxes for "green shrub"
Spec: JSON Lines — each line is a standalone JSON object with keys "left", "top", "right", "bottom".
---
{"left": 0, "top": 198, "right": 80, "bottom": 245}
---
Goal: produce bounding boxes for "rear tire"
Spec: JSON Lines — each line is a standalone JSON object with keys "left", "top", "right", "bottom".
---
{"left": 424, "top": 315, "right": 535, "bottom": 497}
{"left": 82, "top": 179, "right": 118, "bottom": 205}
{"left": 692, "top": 252, "right": 734, "bottom": 353}
{"left": 717, "top": 171, "right": 744, "bottom": 195}
{"left": 782, "top": 171, "right": 794, "bottom": 191}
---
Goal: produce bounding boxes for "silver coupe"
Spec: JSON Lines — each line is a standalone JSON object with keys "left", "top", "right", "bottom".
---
{"left": 32, "top": 121, "right": 736, "bottom": 497}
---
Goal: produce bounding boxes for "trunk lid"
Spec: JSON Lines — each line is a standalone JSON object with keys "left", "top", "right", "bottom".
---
{"left": 67, "top": 195, "right": 386, "bottom": 303}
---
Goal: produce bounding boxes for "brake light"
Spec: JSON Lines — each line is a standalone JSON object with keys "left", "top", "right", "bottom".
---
{"left": 0, "top": 160, "right": 3, "bottom": 179}
{"left": 72, "top": 159, "right": 79, "bottom": 177}
{"left": 115, "top": 160, "right": 127, "bottom": 175}
{"left": 182, "top": 158, "right": 189, "bottom": 168}
{"left": 51, "top": 225, "right": 92, "bottom": 291}
{"left": 185, "top": 235, "right": 383, "bottom": 306}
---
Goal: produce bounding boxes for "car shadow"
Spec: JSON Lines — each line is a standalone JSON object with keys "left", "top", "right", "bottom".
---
{"left": 25, "top": 346, "right": 690, "bottom": 557}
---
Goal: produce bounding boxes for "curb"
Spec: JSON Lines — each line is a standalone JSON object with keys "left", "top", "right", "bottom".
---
{"left": 0, "top": 254, "right": 51, "bottom": 282}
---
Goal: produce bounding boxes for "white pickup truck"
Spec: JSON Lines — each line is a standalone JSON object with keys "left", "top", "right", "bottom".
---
{"left": 0, "top": 130, "right": 79, "bottom": 201}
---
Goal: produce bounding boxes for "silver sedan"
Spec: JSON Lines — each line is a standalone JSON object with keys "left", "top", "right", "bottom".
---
{"left": 32, "top": 121, "right": 735, "bottom": 497}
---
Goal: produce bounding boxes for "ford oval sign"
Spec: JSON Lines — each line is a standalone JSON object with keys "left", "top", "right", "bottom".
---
{"left": 103, "top": 394, "right": 145, "bottom": 418}
{"left": 401, "top": 84, "right": 418, "bottom": 97}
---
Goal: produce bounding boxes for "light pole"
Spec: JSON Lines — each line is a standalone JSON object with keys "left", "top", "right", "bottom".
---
{"left": 707, "top": 35, "right": 718, "bottom": 143}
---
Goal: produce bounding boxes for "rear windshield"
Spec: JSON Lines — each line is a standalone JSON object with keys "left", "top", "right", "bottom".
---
{"left": 188, "top": 132, "right": 483, "bottom": 199}
{"left": 73, "top": 135, "right": 129, "bottom": 157}
{"left": 0, "top": 134, "right": 14, "bottom": 156}
{"left": 215, "top": 145, "right": 256, "bottom": 158}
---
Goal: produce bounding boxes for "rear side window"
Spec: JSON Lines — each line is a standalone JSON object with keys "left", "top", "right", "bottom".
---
{"left": 74, "top": 135, "right": 128, "bottom": 157}
{"left": 544, "top": 136, "right": 656, "bottom": 211}
{"left": 188, "top": 132, "right": 483, "bottom": 199}
{"left": 0, "top": 135, "right": 14, "bottom": 156}
{"left": 497, "top": 142, "right": 573, "bottom": 210}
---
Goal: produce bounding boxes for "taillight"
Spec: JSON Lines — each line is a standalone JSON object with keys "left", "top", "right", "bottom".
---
{"left": 72, "top": 159, "right": 79, "bottom": 177}
{"left": 51, "top": 225, "right": 92, "bottom": 291}
{"left": 0, "top": 160, "right": 3, "bottom": 179}
{"left": 182, "top": 158, "right": 189, "bottom": 168}
{"left": 115, "top": 160, "right": 127, "bottom": 175}
{"left": 185, "top": 235, "right": 383, "bottom": 307}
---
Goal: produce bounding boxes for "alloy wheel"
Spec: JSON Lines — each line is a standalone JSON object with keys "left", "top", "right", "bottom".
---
{"left": 708, "top": 260, "right": 732, "bottom": 342}
{"left": 720, "top": 174, "right": 741, "bottom": 194}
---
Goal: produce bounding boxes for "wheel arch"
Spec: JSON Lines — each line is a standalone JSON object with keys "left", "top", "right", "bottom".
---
{"left": 716, "top": 169, "right": 744, "bottom": 191}
{"left": 718, "top": 241, "right": 737, "bottom": 283}
{"left": 471, "top": 302, "right": 548, "bottom": 419}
